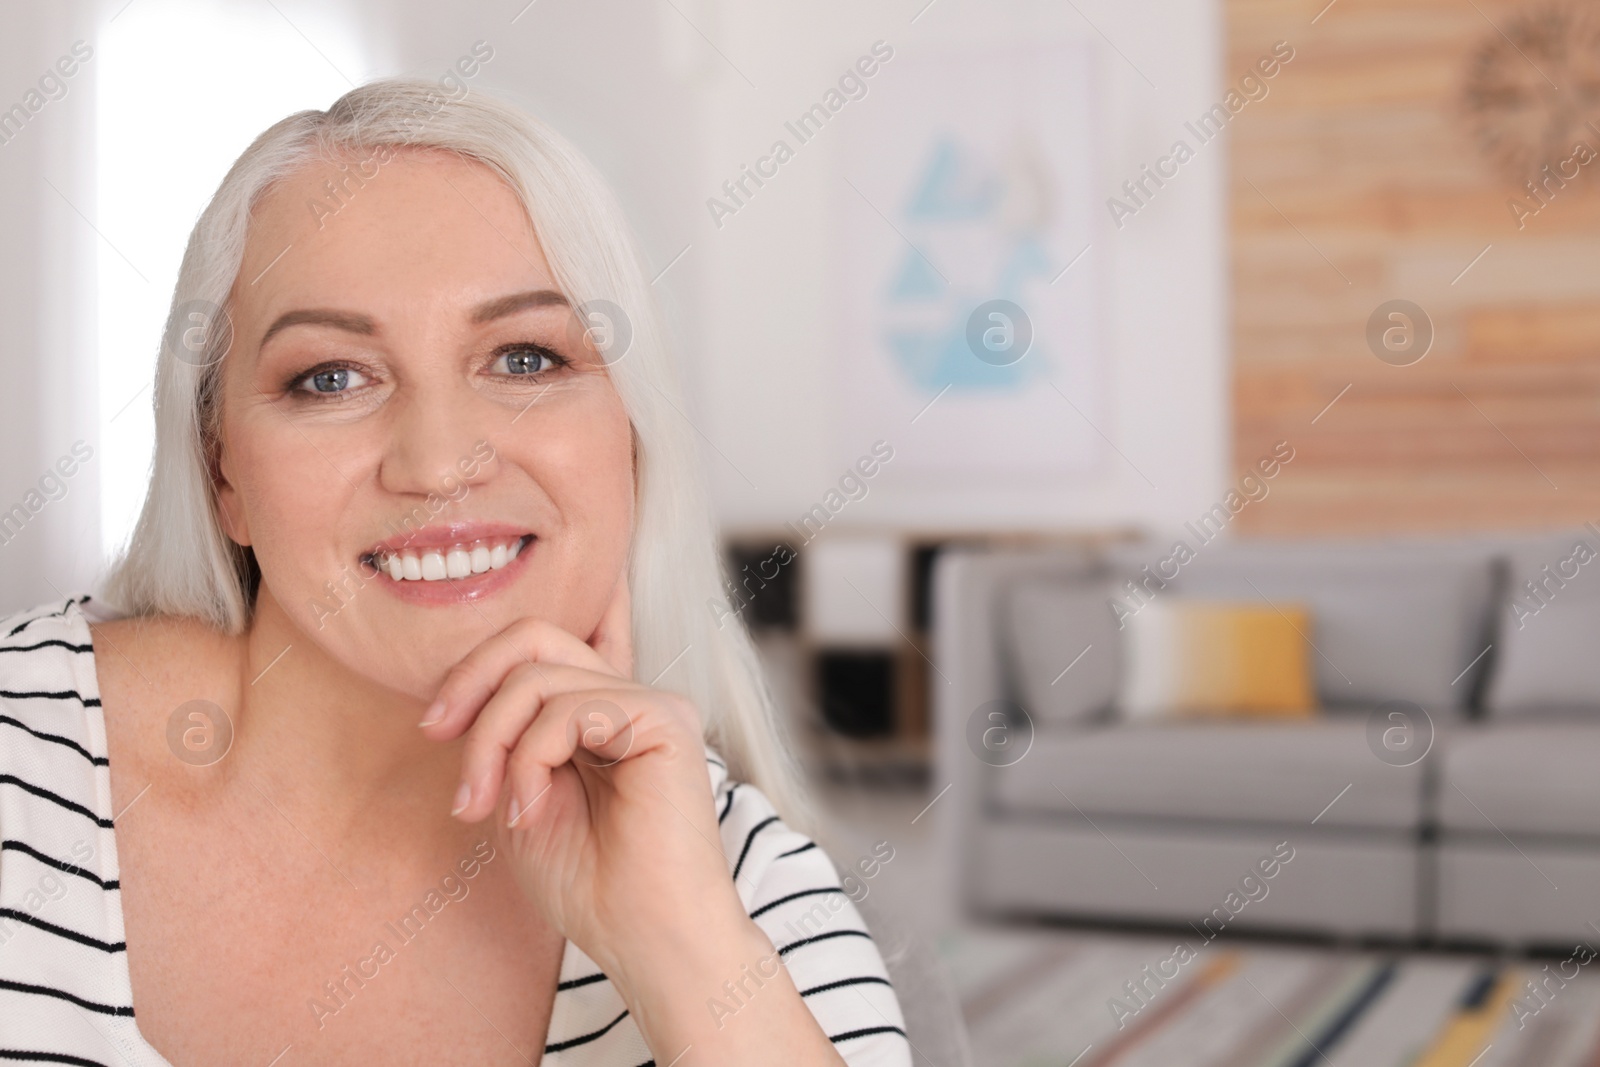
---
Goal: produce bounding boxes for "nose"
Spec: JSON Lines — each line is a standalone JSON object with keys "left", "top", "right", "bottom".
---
{"left": 377, "top": 382, "right": 495, "bottom": 502}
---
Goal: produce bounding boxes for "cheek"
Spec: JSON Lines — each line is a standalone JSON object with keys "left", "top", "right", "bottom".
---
{"left": 521, "top": 393, "right": 635, "bottom": 615}
{"left": 227, "top": 410, "right": 366, "bottom": 608}
{"left": 540, "top": 392, "right": 634, "bottom": 527}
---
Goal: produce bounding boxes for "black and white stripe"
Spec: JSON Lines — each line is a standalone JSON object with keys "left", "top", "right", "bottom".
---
{"left": 0, "top": 598, "right": 140, "bottom": 1066}
{"left": 541, "top": 752, "right": 911, "bottom": 1064}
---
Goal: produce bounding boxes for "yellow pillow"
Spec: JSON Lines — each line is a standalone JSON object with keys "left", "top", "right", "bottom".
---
{"left": 1119, "top": 599, "right": 1317, "bottom": 720}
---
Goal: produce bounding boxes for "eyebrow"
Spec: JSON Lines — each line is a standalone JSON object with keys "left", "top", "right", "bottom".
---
{"left": 257, "top": 288, "right": 571, "bottom": 349}
{"left": 469, "top": 288, "right": 570, "bottom": 324}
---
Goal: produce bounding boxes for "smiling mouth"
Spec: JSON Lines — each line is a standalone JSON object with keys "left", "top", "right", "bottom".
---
{"left": 362, "top": 534, "right": 534, "bottom": 583}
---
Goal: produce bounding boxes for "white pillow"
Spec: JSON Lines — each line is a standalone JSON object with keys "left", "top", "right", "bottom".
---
{"left": 1118, "top": 599, "right": 1182, "bottom": 722}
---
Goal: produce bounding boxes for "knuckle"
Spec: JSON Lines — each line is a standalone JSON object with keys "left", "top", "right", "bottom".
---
{"left": 463, "top": 716, "right": 516, "bottom": 760}
{"left": 506, "top": 615, "right": 546, "bottom": 641}
{"left": 506, "top": 660, "right": 546, "bottom": 692}
{"left": 488, "top": 734, "right": 519, "bottom": 775}
{"left": 504, "top": 736, "right": 538, "bottom": 781}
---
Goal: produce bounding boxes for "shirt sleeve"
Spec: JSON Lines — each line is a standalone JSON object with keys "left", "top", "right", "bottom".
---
{"left": 714, "top": 772, "right": 915, "bottom": 1067}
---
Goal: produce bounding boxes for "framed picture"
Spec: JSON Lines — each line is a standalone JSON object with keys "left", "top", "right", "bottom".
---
{"left": 838, "top": 41, "right": 1102, "bottom": 480}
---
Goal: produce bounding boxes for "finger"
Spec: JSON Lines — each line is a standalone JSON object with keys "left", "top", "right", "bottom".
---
{"left": 451, "top": 661, "right": 639, "bottom": 822}
{"left": 587, "top": 567, "right": 633, "bottom": 680}
{"left": 503, "top": 687, "right": 706, "bottom": 830}
{"left": 502, "top": 691, "right": 644, "bottom": 829}
{"left": 421, "top": 615, "right": 621, "bottom": 734}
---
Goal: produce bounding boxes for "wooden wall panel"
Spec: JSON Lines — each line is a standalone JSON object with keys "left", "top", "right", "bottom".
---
{"left": 1228, "top": 0, "right": 1600, "bottom": 534}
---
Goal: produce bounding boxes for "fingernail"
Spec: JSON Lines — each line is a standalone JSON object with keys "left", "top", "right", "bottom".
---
{"left": 450, "top": 781, "right": 472, "bottom": 817}
{"left": 506, "top": 792, "right": 523, "bottom": 828}
{"left": 419, "top": 700, "right": 446, "bottom": 728}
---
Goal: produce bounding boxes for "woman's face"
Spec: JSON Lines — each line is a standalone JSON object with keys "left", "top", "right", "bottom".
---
{"left": 215, "top": 148, "right": 635, "bottom": 700}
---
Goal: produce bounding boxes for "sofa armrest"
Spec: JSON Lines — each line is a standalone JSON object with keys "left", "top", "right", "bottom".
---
{"left": 929, "top": 544, "right": 1104, "bottom": 924}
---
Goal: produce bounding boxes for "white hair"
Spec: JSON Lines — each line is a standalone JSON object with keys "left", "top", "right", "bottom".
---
{"left": 101, "top": 76, "right": 812, "bottom": 828}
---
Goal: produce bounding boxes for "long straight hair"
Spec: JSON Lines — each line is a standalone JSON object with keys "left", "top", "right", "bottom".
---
{"left": 101, "top": 77, "right": 811, "bottom": 828}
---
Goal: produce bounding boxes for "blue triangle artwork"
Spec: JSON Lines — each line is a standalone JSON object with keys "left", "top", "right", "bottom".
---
{"left": 883, "top": 135, "right": 1054, "bottom": 394}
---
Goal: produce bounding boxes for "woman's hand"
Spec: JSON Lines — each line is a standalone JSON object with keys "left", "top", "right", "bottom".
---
{"left": 417, "top": 573, "right": 849, "bottom": 1065}
{"left": 417, "top": 573, "right": 744, "bottom": 980}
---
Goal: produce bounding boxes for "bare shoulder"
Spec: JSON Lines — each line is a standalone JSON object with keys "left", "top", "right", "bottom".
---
{"left": 91, "top": 612, "right": 236, "bottom": 672}
{"left": 90, "top": 613, "right": 241, "bottom": 775}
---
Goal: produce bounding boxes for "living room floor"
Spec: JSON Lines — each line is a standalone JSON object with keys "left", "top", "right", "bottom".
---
{"left": 811, "top": 779, "right": 1599, "bottom": 1067}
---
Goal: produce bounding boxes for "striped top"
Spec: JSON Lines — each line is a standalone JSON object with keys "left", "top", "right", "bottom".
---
{"left": 0, "top": 597, "right": 912, "bottom": 1066}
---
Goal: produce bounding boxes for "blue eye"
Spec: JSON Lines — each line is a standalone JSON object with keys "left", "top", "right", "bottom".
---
{"left": 293, "top": 364, "right": 369, "bottom": 396}
{"left": 493, "top": 347, "right": 563, "bottom": 376}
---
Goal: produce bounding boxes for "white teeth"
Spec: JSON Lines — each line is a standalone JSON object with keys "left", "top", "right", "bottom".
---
{"left": 372, "top": 536, "right": 529, "bottom": 583}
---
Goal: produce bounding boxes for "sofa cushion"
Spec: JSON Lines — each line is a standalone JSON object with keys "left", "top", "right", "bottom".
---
{"left": 1485, "top": 530, "right": 1600, "bottom": 716}
{"left": 989, "top": 718, "right": 1427, "bottom": 830}
{"left": 1486, "top": 599, "right": 1600, "bottom": 715}
{"left": 1002, "top": 580, "right": 1119, "bottom": 726}
{"left": 1105, "top": 539, "right": 1498, "bottom": 712}
{"left": 1438, "top": 719, "right": 1600, "bottom": 836}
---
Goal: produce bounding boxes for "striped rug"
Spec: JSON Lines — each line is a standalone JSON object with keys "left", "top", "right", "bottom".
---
{"left": 944, "top": 926, "right": 1600, "bottom": 1067}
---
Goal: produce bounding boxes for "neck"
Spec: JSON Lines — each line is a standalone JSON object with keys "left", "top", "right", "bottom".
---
{"left": 229, "top": 589, "right": 468, "bottom": 853}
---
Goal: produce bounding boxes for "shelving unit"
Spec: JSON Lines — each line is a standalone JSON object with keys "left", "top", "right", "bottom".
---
{"left": 720, "top": 528, "right": 1121, "bottom": 785}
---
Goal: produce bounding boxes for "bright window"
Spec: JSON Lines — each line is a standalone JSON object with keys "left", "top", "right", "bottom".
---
{"left": 97, "top": 0, "right": 368, "bottom": 559}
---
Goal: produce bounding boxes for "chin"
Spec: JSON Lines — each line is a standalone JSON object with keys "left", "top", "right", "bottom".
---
{"left": 348, "top": 622, "right": 486, "bottom": 701}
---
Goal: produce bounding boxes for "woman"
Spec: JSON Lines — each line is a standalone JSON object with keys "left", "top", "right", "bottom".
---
{"left": 0, "top": 78, "right": 911, "bottom": 1065}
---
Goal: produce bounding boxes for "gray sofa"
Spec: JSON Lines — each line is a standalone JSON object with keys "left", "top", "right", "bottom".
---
{"left": 931, "top": 532, "right": 1600, "bottom": 948}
